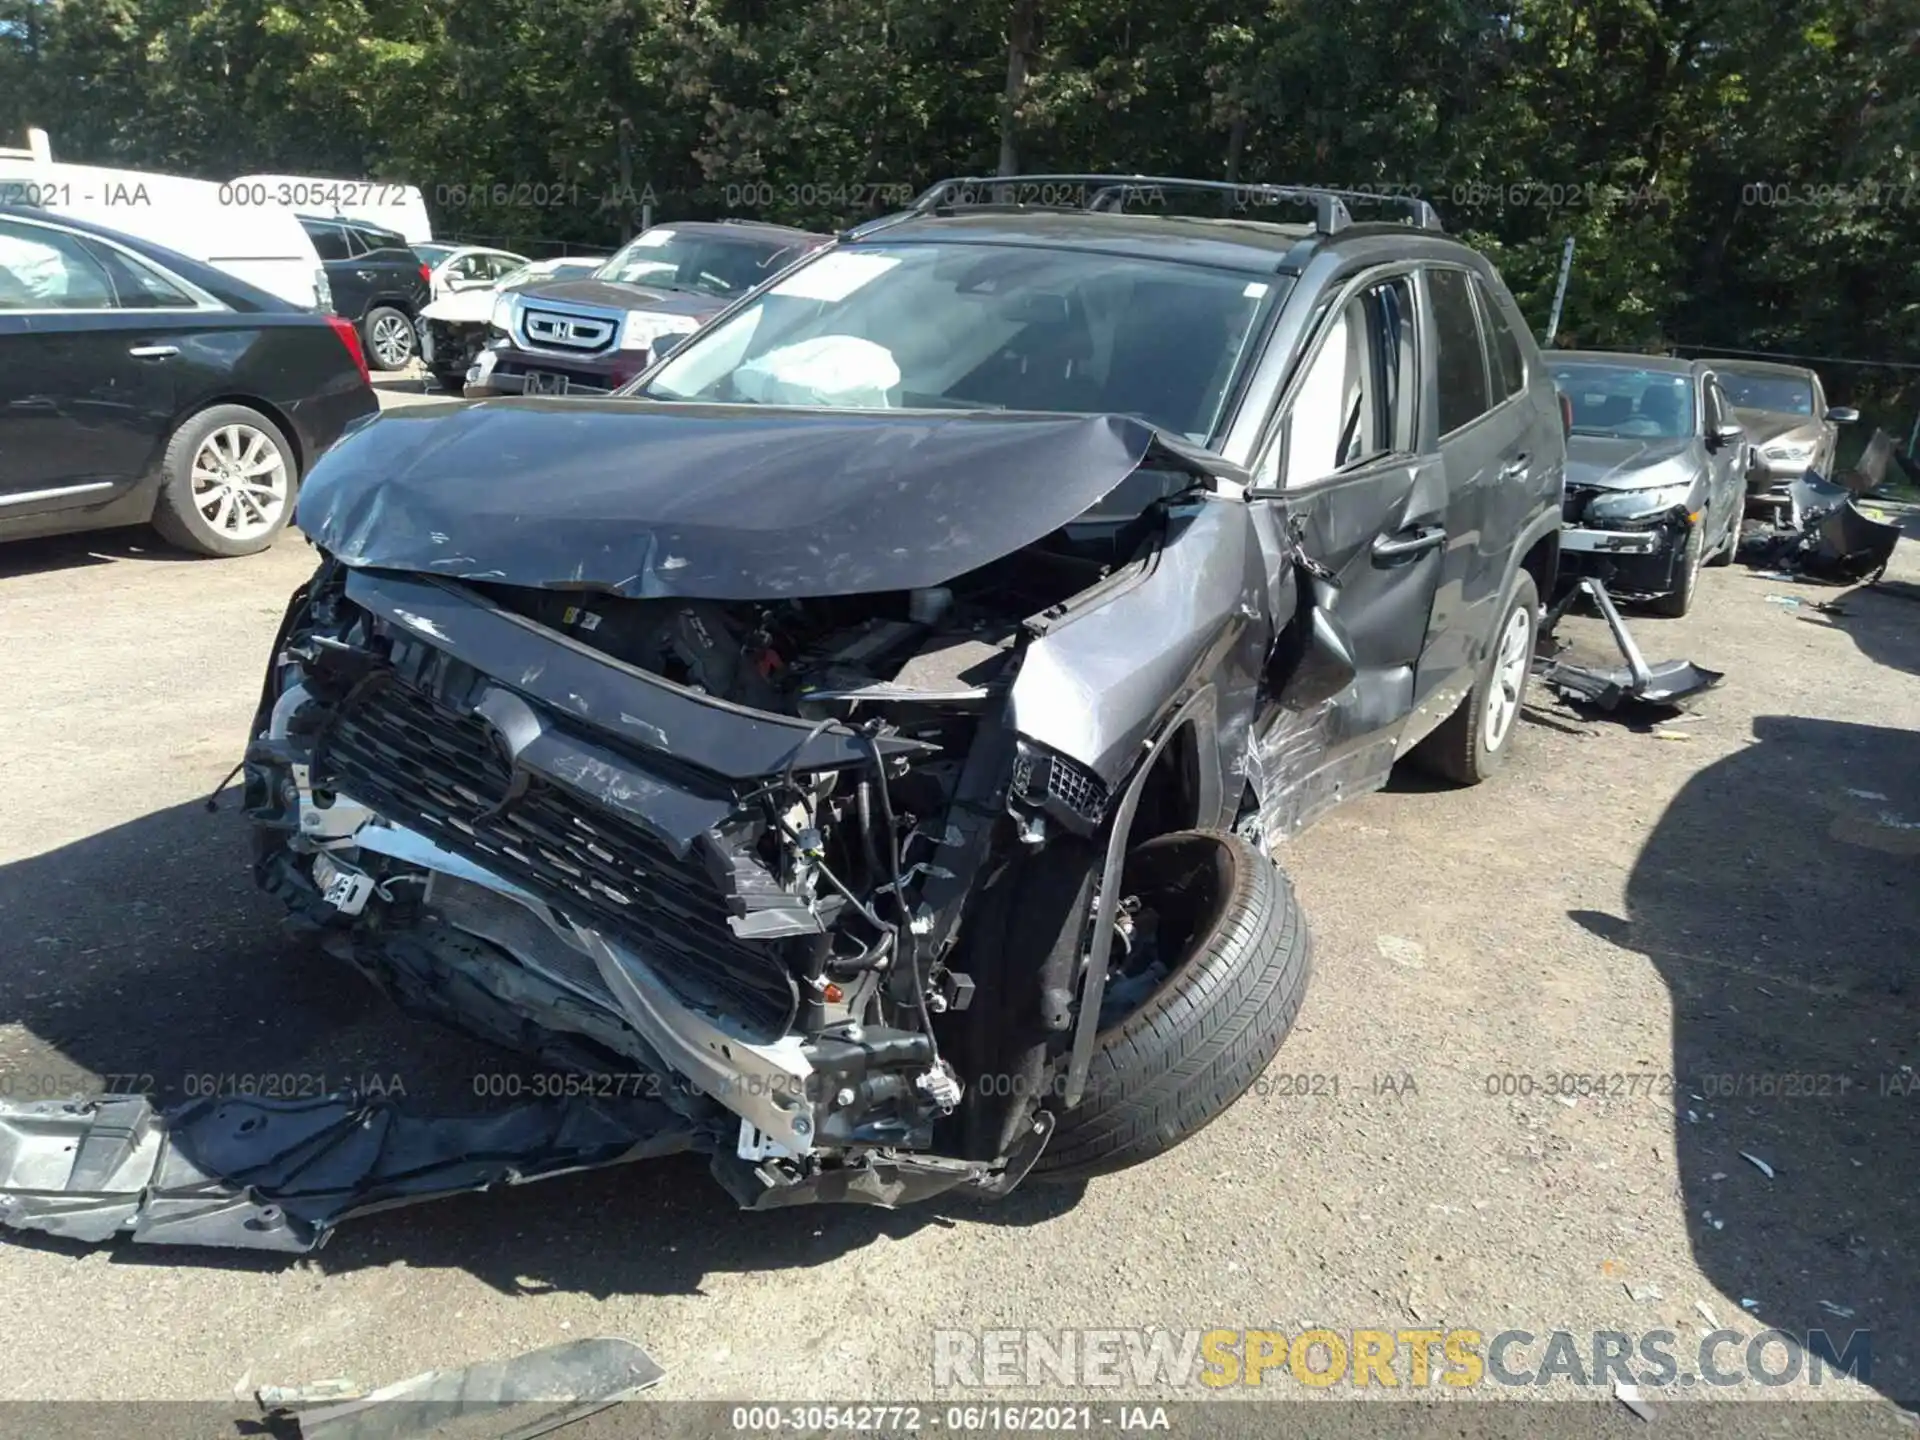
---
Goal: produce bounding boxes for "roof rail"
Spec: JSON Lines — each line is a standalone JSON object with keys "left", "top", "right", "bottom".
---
{"left": 895, "top": 174, "right": 1443, "bottom": 235}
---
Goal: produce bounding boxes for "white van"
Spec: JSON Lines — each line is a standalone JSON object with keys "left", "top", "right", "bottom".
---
{"left": 1, "top": 132, "right": 328, "bottom": 309}
{"left": 232, "top": 174, "right": 433, "bottom": 244}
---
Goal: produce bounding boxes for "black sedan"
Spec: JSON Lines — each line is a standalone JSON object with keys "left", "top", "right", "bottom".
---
{"left": 0, "top": 206, "right": 377, "bottom": 557}
{"left": 1546, "top": 351, "right": 1748, "bottom": 617}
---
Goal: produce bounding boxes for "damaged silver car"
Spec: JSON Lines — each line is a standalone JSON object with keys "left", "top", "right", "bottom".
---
{"left": 0, "top": 178, "right": 1566, "bottom": 1248}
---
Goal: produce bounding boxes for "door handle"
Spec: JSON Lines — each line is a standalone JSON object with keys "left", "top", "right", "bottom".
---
{"left": 1499, "top": 452, "right": 1530, "bottom": 479}
{"left": 128, "top": 344, "right": 179, "bottom": 360}
{"left": 1373, "top": 524, "right": 1447, "bottom": 560}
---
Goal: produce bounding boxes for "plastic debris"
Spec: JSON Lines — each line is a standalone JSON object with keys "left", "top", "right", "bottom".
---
{"left": 1847, "top": 790, "right": 1891, "bottom": 802}
{"left": 1615, "top": 1380, "right": 1656, "bottom": 1422}
{"left": 1694, "top": 1301, "right": 1719, "bottom": 1328}
{"left": 1710, "top": 1171, "right": 1728, "bottom": 1181}
{"left": 1653, "top": 730, "right": 1693, "bottom": 742}
{"left": 1741, "top": 1151, "right": 1776, "bottom": 1179}
{"left": 1626, "top": 1283, "right": 1665, "bottom": 1303}
{"left": 1741, "top": 1298, "right": 1760, "bottom": 1310}
{"left": 1819, "top": 1301, "right": 1857, "bottom": 1319}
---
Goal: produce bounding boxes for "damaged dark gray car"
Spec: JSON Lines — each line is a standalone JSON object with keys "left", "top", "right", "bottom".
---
{"left": 1, "top": 178, "right": 1566, "bottom": 1247}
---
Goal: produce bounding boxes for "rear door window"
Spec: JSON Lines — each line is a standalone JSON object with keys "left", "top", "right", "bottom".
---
{"left": 1427, "top": 267, "right": 1492, "bottom": 435}
{"left": 1474, "top": 277, "right": 1526, "bottom": 401}
{"left": 305, "top": 221, "right": 352, "bottom": 262}
{"left": 0, "top": 220, "right": 117, "bottom": 309}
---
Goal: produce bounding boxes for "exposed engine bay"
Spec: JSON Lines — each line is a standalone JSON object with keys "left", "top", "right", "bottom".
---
{"left": 235, "top": 520, "right": 1145, "bottom": 1216}
{"left": 0, "top": 406, "right": 1322, "bottom": 1251}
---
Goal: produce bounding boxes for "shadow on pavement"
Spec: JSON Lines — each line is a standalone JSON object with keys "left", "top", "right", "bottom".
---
{"left": 0, "top": 796, "right": 1080, "bottom": 1295}
{"left": 1571, "top": 708, "right": 1920, "bottom": 1408}
{"left": 1813, "top": 580, "right": 1920, "bottom": 680}
{"left": 0, "top": 526, "right": 203, "bottom": 578}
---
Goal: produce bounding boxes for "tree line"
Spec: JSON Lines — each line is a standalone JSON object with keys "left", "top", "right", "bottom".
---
{"left": 3, "top": 0, "right": 1916, "bottom": 429}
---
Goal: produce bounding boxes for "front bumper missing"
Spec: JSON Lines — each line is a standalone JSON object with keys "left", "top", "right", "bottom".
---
{"left": 1535, "top": 578, "right": 1724, "bottom": 711}
{"left": 0, "top": 1091, "right": 695, "bottom": 1252}
{"left": 1559, "top": 526, "right": 1664, "bottom": 556}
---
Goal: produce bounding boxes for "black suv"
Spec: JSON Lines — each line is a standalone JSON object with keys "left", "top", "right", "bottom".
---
{"left": 299, "top": 215, "right": 432, "bottom": 372}
{"left": 20, "top": 178, "right": 1565, "bottom": 1246}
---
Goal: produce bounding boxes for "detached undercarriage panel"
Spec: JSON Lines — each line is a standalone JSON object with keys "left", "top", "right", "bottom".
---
{"left": 0, "top": 1092, "right": 695, "bottom": 1252}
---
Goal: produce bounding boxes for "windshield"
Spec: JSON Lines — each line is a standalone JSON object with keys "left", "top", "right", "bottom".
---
{"left": 595, "top": 228, "right": 800, "bottom": 297}
{"left": 639, "top": 243, "right": 1282, "bottom": 442}
{"left": 1715, "top": 369, "right": 1814, "bottom": 416}
{"left": 413, "top": 243, "right": 458, "bottom": 265}
{"left": 1551, "top": 363, "right": 1697, "bottom": 440}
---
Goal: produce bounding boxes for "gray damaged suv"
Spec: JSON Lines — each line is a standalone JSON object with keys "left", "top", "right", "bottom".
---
{"left": 1549, "top": 351, "right": 1749, "bottom": 617}
{"left": 0, "top": 178, "right": 1566, "bottom": 1249}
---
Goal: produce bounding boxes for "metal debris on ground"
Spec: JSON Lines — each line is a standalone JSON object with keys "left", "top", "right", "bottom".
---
{"left": 1534, "top": 578, "right": 1723, "bottom": 714}
{"left": 258, "top": 1379, "right": 368, "bottom": 1410}
{"left": 1740, "top": 1151, "right": 1776, "bottom": 1179}
{"left": 1615, "top": 1379, "right": 1656, "bottom": 1422}
{"left": 1694, "top": 1301, "right": 1720, "bottom": 1328}
{"left": 1819, "top": 1301, "right": 1858, "bottom": 1319}
{"left": 274, "top": 1336, "right": 665, "bottom": 1440}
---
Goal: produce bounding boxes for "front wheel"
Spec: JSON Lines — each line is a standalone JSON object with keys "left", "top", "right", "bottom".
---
{"left": 362, "top": 305, "right": 417, "bottom": 371}
{"left": 149, "top": 404, "right": 298, "bottom": 558}
{"left": 1410, "top": 567, "right": 1539, "bottom": 785}
{"left": 1034, "top": 829, "right": 1311, "bottom": 1181}
{"left": 1646, "top": 520, "right": 1704, "bottom": 616}
{"left": 1705, "top": 497, "right": 1738, "bottom": 568}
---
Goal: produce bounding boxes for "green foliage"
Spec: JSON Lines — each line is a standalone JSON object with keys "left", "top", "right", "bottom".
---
{"left": 2, "top": 0, "right": 1915, "bottom": 421}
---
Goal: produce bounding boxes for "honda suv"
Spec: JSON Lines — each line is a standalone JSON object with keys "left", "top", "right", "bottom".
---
{"left": 467, "top": 219, "right": 828, "bottom": 396}
{"left": 0, "top": 178, "right": 1565, "bottom": 1249}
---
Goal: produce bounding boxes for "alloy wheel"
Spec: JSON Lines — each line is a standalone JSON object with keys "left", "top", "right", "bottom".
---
{"left": 190, "top": 424, "right": 289, "bottom": 542}
{"left": 1481, "top": 603, "right": 1532, "bottom": 754}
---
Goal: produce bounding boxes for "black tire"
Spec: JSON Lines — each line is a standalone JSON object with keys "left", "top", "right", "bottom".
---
{"left": 362, "top": 304, "right": 417, "bottom": 371}
{"left": 149, "top": 404, "right": 298, "bottom": 558}
{"left": 1410, "top": 566, "right": 1539, "bottom": 785}
{"left": 1035, "top": 829, "right": 1311, "bottom": 1181}
{"left": 1705, "top": 497, "right": 1737, "bottom": 568}
{"left": 1646, "top": 520, "right": 1704, "bottom": 616}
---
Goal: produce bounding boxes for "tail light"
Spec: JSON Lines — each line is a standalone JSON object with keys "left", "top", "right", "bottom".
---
{"left": 419, "top": 262, "right": 432, "bottom": 287}
{"left": 326, "top": 314, "right": 371, "bottom": 385}
{"left": 1557, "top": 389, "right": 1574, "bottom": 439}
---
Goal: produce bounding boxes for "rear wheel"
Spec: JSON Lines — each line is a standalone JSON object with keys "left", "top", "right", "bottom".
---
{"left": 150, "top": 404, "right": 297, "bottom": 558}
{"left": 362, "top": 305, "right": 416, "bottom": 371}
{"left": 1035, "top": 829, "right": 1310, "bottom": 1181}
{"left": 1410, "top": 567, "right": 1539, "bottom": 785}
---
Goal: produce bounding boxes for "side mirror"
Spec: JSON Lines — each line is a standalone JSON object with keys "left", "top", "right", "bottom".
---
{"left": 1709, "top": 423, "right": 1744, "bottom": 448}
{"left": 1825, "top": 406, "right": 1860, "bottom": 424}
{"left": 651, "top": 332, "right": 689, "bottom": 361}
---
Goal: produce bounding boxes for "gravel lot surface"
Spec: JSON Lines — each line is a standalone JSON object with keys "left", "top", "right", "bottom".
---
{"left": 1, "top": 395, "right": 1915, "bottom": 1434}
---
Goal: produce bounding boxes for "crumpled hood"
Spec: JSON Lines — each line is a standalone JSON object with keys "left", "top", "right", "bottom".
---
{"left": 1565, "top": 434, "right": 1701, "bottom": 491}
{"left": 295, "top": 400, "right": 1234, "bottom": 600}
{"left": 516, "top": 276, "right": 720, "bottom": 319}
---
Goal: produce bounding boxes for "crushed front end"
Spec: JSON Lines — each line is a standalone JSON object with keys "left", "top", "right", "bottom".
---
{"left": 241, "top": 550, "right": 1111, "bottom": 1210}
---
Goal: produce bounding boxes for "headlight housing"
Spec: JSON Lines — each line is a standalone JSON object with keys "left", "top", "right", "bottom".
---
{"left": 618, "top": 311, "right": 700, "bottom": 353}
{"left": 1583, "top": 481, "right": 1697, "bottom": 522}
{"left": 488, "top": 292, "right": 517, "bottom": 332}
